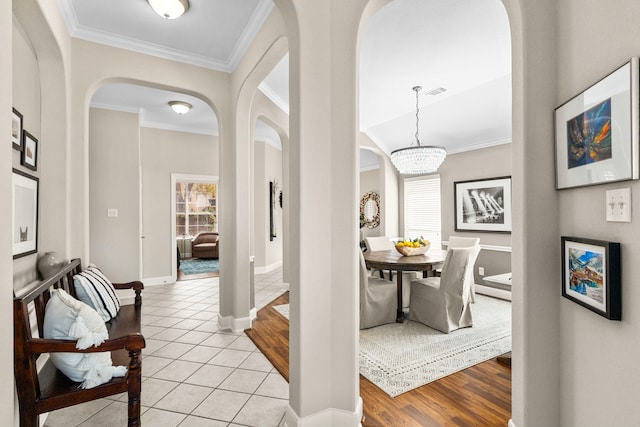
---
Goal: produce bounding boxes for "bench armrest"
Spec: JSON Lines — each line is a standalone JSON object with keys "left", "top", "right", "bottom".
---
{"left": 112, "top": 281, "right": 144, "bottom": 307}
{"left": 30, "top": 334, "right": 145, "bottom": 355}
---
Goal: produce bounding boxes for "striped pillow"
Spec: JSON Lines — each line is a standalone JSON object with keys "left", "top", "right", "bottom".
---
{"left": 73, "top": 265, "right": 121, "bottom": 322}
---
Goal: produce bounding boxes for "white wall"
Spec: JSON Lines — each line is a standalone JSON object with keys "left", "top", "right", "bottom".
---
{"left": 556, "top": 1, "right": 640, "bottom": 425}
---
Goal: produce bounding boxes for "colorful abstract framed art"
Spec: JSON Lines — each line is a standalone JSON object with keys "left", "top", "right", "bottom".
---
{"left": 561, "top": 236, "right": 621, "bottom": 320}
{"left": 554, "top": 58, "right": 639, "bottom": 189}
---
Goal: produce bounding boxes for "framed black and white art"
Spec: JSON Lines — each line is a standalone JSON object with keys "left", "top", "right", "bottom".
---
{"left": 454, "top": 176, "right": 512, "bottom": 233}
{"left": 12, "top": 169, "right": 39, "bottom": 259}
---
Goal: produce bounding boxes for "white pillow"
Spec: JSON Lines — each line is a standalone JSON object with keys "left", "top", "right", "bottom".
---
{"left": 43, "top": 288, "right": 126, "bottom": 389}
{"left": 73, "top": 264, "right": 121, "bottom": 322}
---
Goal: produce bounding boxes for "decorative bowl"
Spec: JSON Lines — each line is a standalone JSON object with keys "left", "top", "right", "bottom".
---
{"left": 395, "top": 242, "right": 431, "bottom": 256}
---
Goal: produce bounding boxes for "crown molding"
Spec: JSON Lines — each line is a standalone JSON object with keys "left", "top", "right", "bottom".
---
{"left": 258, "top": 82, "right": 289, "bottom": 114}
{"left": 227, "top": 0, "right": 275, "bottom": 70}
{"left": 446, "top": 137, "right": 512, "bottom": 155}
{"left": 89, "top": 101, "right": 141, "bottom": 115}
{"left": 140, "top": 120, "right": 218, "bottom": 136}
{"left": 57, "top": 0, "right": 274, "bottom": 73}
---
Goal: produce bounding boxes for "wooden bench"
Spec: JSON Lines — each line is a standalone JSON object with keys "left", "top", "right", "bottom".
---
{"left": 14, "top": 258, "right": 145, "bottom": 427}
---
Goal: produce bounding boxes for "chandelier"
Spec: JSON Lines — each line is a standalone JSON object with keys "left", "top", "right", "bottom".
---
{"left": 390, "top": 86, "right": 447, "bottom": 175}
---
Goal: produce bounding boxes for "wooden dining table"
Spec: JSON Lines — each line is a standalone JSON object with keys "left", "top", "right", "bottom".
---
{"left": 363, "top": 248, "right": 447, "bottom": 322}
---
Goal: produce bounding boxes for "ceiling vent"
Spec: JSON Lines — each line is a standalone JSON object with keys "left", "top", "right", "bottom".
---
{"left": 423, "top": 87, "right": 447, "bottom": 96}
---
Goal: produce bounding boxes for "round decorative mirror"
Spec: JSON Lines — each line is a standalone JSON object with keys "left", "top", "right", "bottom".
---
{"left": 360, "top": 191, "right": 380, "bottom": 229}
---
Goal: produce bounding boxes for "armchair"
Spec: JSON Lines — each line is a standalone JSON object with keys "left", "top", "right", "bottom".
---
{"left": 191, "top": 232, "right": 219, "bottom": 259}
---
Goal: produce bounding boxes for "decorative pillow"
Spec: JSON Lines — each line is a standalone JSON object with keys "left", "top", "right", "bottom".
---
{"left": 43, "top": 288, "right": 126, "bottom": 389}
{"left": 73, "top": 264, "right": 121, "bottom": 322}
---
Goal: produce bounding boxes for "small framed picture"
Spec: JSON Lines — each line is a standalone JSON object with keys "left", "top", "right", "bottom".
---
{"left": 12, "top": 108, "right": 23, "bottom": 151}
{"left": 454, "top": 176, "right": 512, "bottom": 233}
{"left": 12, "top": 169, "right": 39, "bottom": 259}
{"left": 21, "top": 130, "right": 38, "bottom": 171}
{"left": 554, "top": 58, "right": 639, "bottom": 189}
{"left": 561, "top": 236, "right": 621, "bottom": 320}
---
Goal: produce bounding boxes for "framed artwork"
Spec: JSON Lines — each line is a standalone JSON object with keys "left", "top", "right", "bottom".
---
{"left": 454, "top": 176, "right": 512, "bottom": 233}
{"left": 12, "top": 108, "right": 23, "bottom": 150}
{"left": 12, "top": 169, "right": 39, "bottom": 259}
{"left": 21, "top": 130, "right": 38, "bottom": 171}
{"left": 554, "top": 58, "right": 639, "bottom": 189}
{"left": 561, "top": 236, "right": 621, "bottom": 320}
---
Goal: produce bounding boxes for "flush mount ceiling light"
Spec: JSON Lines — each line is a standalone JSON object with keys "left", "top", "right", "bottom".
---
{"left": 390, "top": 86, "right": 447, "bottom": 175}
{"left": 169, "top": 101, "right": 192, "bottom": 115}
{"left": 148, "top": 0, "right": 190, "bottom": 19}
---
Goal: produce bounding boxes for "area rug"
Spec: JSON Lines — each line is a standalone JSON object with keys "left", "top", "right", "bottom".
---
{"left": 271, "top": 294, "right": 511, "bottom": 397}
{"left": 179, "top": 258, "right": 219, "bottom": 275}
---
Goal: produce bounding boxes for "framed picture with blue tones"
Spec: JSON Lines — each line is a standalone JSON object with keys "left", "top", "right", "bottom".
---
{"left": 554, "top": 58, "right": 639, "bottom": 189}
{"left": 561, "top": 236, "right": 621, "bottom": 320}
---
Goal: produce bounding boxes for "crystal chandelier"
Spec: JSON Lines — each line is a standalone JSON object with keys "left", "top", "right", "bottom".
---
{"left": 390, "top": 86, "right": 447, "bottom": 175}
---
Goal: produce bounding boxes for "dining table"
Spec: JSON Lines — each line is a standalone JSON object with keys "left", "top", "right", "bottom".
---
{"left": 363, "top": 248, "right": 448, "bottom": 322}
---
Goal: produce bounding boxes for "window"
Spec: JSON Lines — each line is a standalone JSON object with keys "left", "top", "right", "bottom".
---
{"left": 403, "top": 175, "right": 441, "bottom": 249}
{"left": 176, "top": 182, "right": 217, "bottom": 237}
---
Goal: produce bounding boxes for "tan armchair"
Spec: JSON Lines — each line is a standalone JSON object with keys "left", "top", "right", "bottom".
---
{"left": 192, "top": 232, "right": 219, "bottom": 259}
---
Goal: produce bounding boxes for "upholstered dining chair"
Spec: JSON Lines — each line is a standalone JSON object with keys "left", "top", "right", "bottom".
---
{"left": 359, "top": 250, "right": 397, "bottom": 329}
{"left": 364, "top": 236, "right": 416, "bottom": 311}
{"left": 448, "top": 236, "right": 481, "bottom": 302}
{"left": 409, "top": 247, "right": 474, "bottom": 333}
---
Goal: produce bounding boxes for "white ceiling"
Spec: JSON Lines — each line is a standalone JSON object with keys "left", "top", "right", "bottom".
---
{"left": 62, "top": 0, "right": 512, "bottom": 170}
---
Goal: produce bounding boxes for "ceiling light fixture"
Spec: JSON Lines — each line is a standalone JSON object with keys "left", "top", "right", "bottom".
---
{"left": 169, "top": 101, "right": 192, "bottom": 115}
{"left": 148, "top": 0, "right": 190, "bottom": 20}
{"left": 390, "top": 86, "right": 447, "bottom": 175}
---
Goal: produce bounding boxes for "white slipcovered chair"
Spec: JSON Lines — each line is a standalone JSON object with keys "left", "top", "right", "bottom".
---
{"left": 359, "top": 250, "right": 397, "bottom": 329}
{"left": 409, "top": 247, "right": 474, "bottom": 333}
{"left": 364, "top": 236, "right": 416, "bottom": 312}
{"left": 448, "top": 236, "right": 481, "bottom": 302}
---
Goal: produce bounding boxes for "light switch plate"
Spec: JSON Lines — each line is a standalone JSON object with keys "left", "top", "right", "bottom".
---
{"left": 606, "top": 188, "right": 631, "bottom": 222}
{"left": 107, "top": 208, "right": 118, "bottom": 218}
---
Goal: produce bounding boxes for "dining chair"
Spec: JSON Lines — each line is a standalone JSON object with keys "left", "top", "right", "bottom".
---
{"left": 409, "top": 247, "right": 474, "bottom": 333}
{"left": 359, "top": 250, "right": 397, "bottom": 329}
{"left": 364, "top": 236, "right": 416, "bottom": 311}
{"left": 448, "top": 236, "right": 481, "bottom": 302}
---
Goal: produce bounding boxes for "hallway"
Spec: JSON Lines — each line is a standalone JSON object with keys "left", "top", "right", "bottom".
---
{"left": 44, "top": 269, "right": 288, "bottom": 426}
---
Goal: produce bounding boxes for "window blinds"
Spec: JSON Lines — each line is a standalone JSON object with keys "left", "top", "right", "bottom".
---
{"left": 403, "top": 175, "right": 442, "bottom": 249}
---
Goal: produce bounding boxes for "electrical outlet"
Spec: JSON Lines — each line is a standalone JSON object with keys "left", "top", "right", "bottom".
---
{"left": 606, "top": 188, "right": 631, "bottom": 222}
{"left": 478, "top": 267, "right": 485, "bottom": 276}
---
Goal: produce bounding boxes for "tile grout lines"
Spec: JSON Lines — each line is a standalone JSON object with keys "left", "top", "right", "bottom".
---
{"left": 44, "top": 268, "right": 289, "bottom": 427}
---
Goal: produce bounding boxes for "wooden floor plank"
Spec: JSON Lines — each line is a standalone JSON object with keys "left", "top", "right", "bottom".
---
{"left": 245, "top": 292, "right": 511, "bottom": 426}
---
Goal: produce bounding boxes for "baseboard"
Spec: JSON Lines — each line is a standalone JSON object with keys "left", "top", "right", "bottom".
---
{"left": 218, "top": 313, "right": 252, "bottom": 333}
{"left": 255, "top": 260, "right": 283, "bottom": 274}
{"left": 508, "top": 419, "right": 517, "bottom": 427}
{"left": 475, "top": 283, "right": 512, "bottom": 301}
{"left": 142, "top": 276, "right": 174, "bottom": 286}
{"left": 282, "top": 398, "right": 363, "bottom": 427}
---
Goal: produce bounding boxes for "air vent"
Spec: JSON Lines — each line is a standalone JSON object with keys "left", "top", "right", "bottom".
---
{"left": 423, "top": 87, "right": 447, "bottom": 96}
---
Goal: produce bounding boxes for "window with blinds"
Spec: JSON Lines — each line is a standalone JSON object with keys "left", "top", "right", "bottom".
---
{"left": 403, "top": 175, "right": 442, "bottom": 249}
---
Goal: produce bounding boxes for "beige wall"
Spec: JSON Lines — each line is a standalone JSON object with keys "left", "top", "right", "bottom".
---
{"left": 11, "top": 20, "right": 41, "bottom": 289}
{"left": 89, "top": 108, "right": 141, "bottom": 282}
{"left": 140, "top": 127, "right": 218, "bottom": 280}
{"left": 253, "top": 141, "right": 283, "bottom": 269}
{"left": 556, "top": 1, "right": 640, "bottom": 425}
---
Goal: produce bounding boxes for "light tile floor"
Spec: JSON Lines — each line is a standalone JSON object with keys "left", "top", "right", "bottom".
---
{"left": 44, "top": 268, "right": 289, "bottom": 427}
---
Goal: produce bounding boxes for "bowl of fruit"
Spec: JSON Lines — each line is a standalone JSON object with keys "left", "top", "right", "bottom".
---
{"left": 395, "top": 237, "right": 431, "bottom": 256}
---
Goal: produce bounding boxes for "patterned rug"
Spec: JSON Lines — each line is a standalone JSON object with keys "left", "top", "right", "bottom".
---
{"left": 272, "top": 294, "right": 511, "bottom": 397}
{"left": 179, "top": 258, "right": 219, "bottom": 275}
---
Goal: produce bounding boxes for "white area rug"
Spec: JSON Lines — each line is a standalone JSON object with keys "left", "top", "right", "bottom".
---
{"left": 273, "top": 304, "right": 289, "bottom": 319}
{"left": 271, "top": 294, "right": 511, "bottom": 397}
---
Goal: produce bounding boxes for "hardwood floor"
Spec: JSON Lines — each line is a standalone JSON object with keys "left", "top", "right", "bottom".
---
{"left": 245, "top": 292, "right": 512, "bottom": 427}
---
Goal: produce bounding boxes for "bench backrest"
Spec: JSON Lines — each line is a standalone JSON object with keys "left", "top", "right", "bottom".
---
{"left": 13, "top": 258, "right": 83, "bottom": 400}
